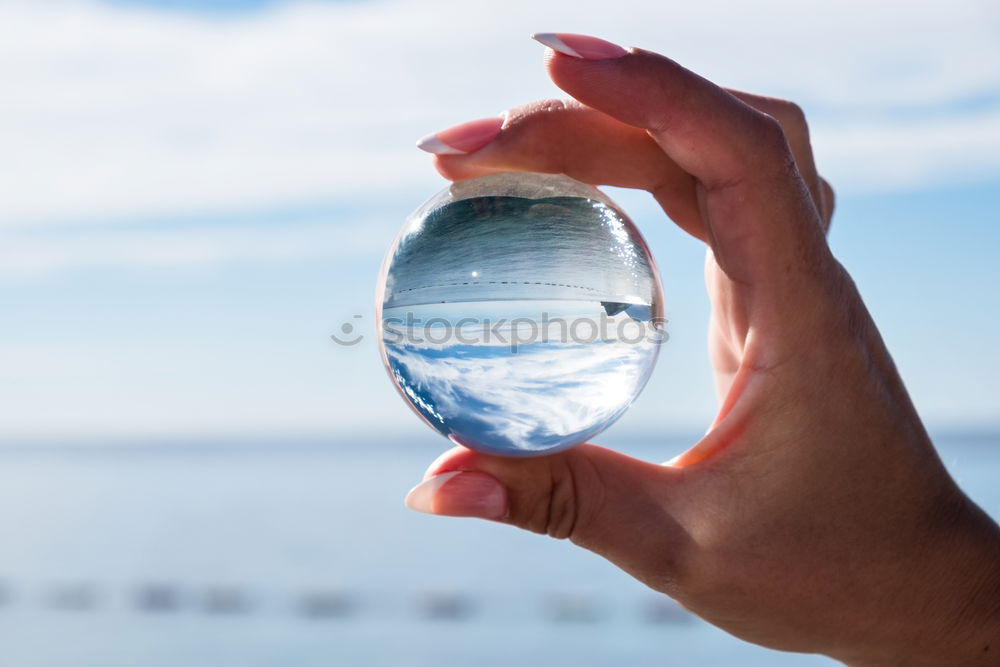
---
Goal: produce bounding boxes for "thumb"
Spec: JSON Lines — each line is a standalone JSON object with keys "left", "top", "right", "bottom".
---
{"left": 405, "top": 445, "right": 691, "bottom": 587}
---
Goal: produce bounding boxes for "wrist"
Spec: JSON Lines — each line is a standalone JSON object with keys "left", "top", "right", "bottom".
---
{"left": 844, "top": 492, "right": 1000, "bottom": 667}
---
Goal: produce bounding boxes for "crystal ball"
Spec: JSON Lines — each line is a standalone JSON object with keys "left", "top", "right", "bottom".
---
{"left": 376, "top": 172, "right": 665, "bottom": 457}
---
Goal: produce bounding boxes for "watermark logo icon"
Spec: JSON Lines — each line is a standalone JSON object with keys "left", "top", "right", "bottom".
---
{"left": 330, "top": 314, "right": 364, "bottom": 346}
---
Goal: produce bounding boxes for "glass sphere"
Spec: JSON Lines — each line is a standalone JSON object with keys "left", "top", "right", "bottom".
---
{"left": 376, "top": 172, "right": 665, "bottom": 457}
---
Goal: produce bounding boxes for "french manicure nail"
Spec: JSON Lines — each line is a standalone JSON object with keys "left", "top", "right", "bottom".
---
{"left": 404, "top": 470, "right": 508, "bottom": 519}
{"left": 531, "top": 33, "right": 628, "bottom": 60}
{"left": 421, "top": 448, "right": 456, "bottom": 481}
{"left": 416, "top": 117, "right": 504, "bottom": 155}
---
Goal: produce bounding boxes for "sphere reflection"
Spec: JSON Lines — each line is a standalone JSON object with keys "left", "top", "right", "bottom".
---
{"left": 377, "top": 172, "right": 665, "bottom": 456}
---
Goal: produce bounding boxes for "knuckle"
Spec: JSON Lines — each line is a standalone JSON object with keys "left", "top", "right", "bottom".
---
{"left": 770, "top": 99, "right": 811, "bottom": 145}
{"left": 643, "top": 107, "right": 675, "bottom": 137}
{"left": 779, "top": 100, "right": 808, "bottom": 129}
{"left": 755, "top": 111, "right": 788, "bottom": 146}
{"left": 504, "top": 98, "right": 580, "bottom": 126}
{"left": 500, "top": 99, "right": 583, "bottom": 175}
{"left": 747, "top": 112, "right": 798, "bottom": 176}
{"left": 523, "top": 453, "right": 603, "bottom": 541}
{"left": 545, "top": 459, "right": 580, "bottom": 539}
{"left": 742, "top": 96, "right": 811, "bottom": 156}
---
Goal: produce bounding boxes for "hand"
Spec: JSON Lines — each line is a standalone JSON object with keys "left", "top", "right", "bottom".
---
{"left": 406, "top": 33, "right": 1000, "bottom": 665}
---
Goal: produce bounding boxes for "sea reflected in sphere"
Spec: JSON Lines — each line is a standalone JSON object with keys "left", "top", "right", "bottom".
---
{"left": 376, "top": 173, "right": 665, "bottom": 457}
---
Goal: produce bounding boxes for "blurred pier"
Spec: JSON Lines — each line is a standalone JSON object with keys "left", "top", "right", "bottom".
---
{"left": 0, "top": 576, "right": 695, "bottom": 625}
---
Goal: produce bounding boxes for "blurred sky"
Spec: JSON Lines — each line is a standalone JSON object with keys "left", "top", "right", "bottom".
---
{"left": 1, "top": 0, "right": 998, "bottom": 442}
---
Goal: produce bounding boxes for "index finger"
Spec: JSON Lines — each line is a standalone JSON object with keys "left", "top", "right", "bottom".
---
{"left": 535, "top": 34, "right": 831, "bottom": 289}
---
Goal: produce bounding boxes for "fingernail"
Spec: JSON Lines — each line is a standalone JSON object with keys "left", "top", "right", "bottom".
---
{"left": 531, "top": 33, "right": 628, "bottom": 60}
{"left": 404, "top": 470, "right": 508, "bottom": 520}
{"left": 421, "top": 448, "right": 456, "bottom": 481}
{"left": 416, "top": 117, "right": 504, "bottom": 155}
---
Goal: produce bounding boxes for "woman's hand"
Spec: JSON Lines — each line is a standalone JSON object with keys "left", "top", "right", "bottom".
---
{"left": 406, "top": 34, "right": 1000, "bottom": 665}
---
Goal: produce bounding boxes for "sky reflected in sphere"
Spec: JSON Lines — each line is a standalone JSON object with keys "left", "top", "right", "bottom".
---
{"left": 377, "top": 173, "right": 665, "bottom": 456}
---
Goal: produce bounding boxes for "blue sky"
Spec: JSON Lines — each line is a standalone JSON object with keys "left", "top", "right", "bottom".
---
{"left": 1, "top": 0, "right": 998, "bottom": 441}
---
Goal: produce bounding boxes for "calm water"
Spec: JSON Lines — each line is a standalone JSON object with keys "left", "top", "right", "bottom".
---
{"left": 0, "top": 434, "right": 995, "bottom": 667}
{"left": 378, "top": 174, "right": 664, "bottom": 455}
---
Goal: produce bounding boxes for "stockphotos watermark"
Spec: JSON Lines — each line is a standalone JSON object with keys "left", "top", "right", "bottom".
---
{"left": 331, "top": 312, "right": 668, "bottom": 352}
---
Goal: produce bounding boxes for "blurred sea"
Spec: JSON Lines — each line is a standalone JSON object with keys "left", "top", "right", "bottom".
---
{"left": 0, "top": 433, "right": 995, "bottom": 667}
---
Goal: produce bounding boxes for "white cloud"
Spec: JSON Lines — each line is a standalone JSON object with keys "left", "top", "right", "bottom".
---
{"left": 384, "top": 336, "right": 659, "bottom": 453}
{"left": 0, "top": 0, "right": 996, "bottom": 439}
{"left": 814, "top": 108, "right": 1000, "bottom": 192}
{"left": 0, "top": 0, "right": 998, "bottom": 230}
{"left": 0, "top": 216, "right": 388, "bottom": 279}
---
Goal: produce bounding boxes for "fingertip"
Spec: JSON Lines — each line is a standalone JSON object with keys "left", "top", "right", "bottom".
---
{"left": 429, "top": 154, "right": 471, "bottom": 181}
{"left": 415, "top": 117, "right": 503, "bottom": 156}
{"left": 420, "top": 444, "right": 480, "bottom": 480}
{"left": 405, "top": 468, "right": 509, "bottom": 520}
{"left": 429, "top": 154, "right": 458, "bottom": 181}
{"left": 431, "top": 155, "right": 509, "bottom": 183}
{"left": 434, "top": 470, "right": 509, "bottom": 519}
{"left": 405, "top": 470, "right": 462, "bottom": 513}
{"left": 531, "top": 33, "right": 628, "bottom": 60}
